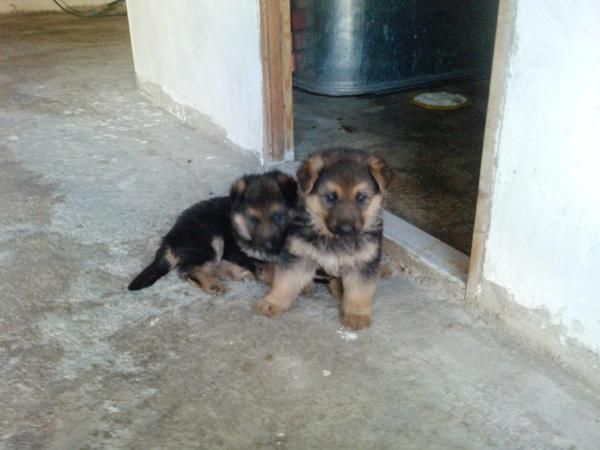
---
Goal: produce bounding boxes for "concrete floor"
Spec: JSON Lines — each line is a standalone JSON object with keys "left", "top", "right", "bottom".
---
{"left": 294, "top": 81, "right": 488, "bottom": 255}
{"left": 2, "top": 13, "right": 600, "bottom": 450}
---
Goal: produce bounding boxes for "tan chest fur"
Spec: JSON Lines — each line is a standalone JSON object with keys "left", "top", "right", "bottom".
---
{"left": 288, "top": 236, "right": 378, "bottom": 276}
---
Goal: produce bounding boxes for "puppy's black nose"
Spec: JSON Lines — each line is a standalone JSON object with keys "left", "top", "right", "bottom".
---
{"left": 336, "top": 223, "right": 356, "bottom": 235}
{"left": 263, "top": 240, "right": 281, "bottom": 252}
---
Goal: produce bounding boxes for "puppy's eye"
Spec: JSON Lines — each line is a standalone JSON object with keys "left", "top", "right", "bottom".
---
{"left": 356, "top": 192, "right": 369, "bottom": 205}
{"left": 247, "top": 215, "right": 260, "bottom": 227}
{"left": 324, "top": 192, "right": 338, "bottom": 206}
{"left": 271, "top": 211, "right": 284, "bottom": 224}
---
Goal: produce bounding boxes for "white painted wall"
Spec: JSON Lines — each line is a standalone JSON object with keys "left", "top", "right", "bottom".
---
{"left": 126, "top": 0, "right": 264, "bottom": 160}
{"left": 482, "top": 0, "right": 600, "bottom": 352}
{"left": 0, "top": 0, "right": 108, "bottom": 14}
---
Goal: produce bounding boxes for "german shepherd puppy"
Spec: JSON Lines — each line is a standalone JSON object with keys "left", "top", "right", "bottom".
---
{"left": 128, "top": 170, "right": 298, "bottom": 294}
{"left": 255, "top": 149, "right": 391, "bottom": 330}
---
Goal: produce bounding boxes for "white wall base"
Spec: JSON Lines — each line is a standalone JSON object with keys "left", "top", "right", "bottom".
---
{"left": 136, "top": 76, "right": 260, "bottom": 166}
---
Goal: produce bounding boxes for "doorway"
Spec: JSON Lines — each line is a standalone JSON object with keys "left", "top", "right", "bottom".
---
{"left": 260, "top": 0, "right": 499, "bottom": 257}
{"left": 294, "top": 79, "right": 490, "bottom": 255}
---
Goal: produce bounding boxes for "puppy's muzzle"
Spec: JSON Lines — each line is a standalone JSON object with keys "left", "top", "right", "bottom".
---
{"left": 335, "top": 222, "right": 357, "bottom": 235}
{"left": 256, "top": 230, "right": 284, "bottom": 253}
{"left": 260, "top": 239, "right": 280, "bottom": 252}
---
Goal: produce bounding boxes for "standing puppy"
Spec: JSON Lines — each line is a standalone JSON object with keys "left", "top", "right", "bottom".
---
{"left": 255, "top": 149, "right": 391, "bottom": 330}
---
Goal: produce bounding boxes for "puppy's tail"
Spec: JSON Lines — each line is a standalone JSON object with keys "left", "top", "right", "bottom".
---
{"left": 128, "top": 245, "right": 174, "bottom": 291}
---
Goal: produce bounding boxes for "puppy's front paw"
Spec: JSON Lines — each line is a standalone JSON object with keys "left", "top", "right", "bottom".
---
{"left": 342, "top": 313, "right": 371, "bottom": 330}
{"left": 206, "top": 280, "right": 226, "bottom": 295}
{"left": 238, "top": 270, "right": 254, "bottom": 282}
{"left": 255, "top": 298, "right": 286, "bottom": 317}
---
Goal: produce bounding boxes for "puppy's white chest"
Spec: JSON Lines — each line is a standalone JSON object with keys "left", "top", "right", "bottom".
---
{"left": 288, "top": 237, "right": 378, "bottom": 276}
{"left": 313, "top": 250, "right": 343, "bottom": 277}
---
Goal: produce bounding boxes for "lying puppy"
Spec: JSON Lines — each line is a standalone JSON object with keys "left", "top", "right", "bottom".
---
{"left": 128, "top": 170, "right": 298, "bottom": 294}
{"left": 255, "top": 149, "right": 390, "bottom": 330}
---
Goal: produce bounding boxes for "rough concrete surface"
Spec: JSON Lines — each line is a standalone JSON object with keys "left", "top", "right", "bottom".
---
{"left": 1, "top": 13, "right": 600, "bottom": 450}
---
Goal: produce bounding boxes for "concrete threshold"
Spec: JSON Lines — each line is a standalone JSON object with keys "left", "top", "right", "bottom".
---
{"left": 382, "top": 210, "right": 469, "bottom": 299}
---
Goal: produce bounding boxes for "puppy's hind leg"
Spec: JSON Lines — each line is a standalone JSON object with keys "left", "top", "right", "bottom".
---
{"left": 179, "top": 237, "right": 226, "bottom": 295}
{"left": 216, "top": 260, "right": 254, "bottom": 282}
{"left": 328, "top": 278, "right": 344, "bottom": 303}
{"left": 184, "top": 266, "right": 226, "bottom": 295}
{"left": 255, "top": 263, "right": 275, "bottom": 286}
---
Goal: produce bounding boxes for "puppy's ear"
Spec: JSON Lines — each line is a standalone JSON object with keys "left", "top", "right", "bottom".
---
{"left": 368, "top": 155, "right": 392, "bottom": 192}
{"left": 276, "top": 172, "right": 298, "bottom": 207}
{"left": 297, "top": 154, "right": 324, "bottom": 194}
{"left": 229, "top": 177, "right": 246, "bottom": 204}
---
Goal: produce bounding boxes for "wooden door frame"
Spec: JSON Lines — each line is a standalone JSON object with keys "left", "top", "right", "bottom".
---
{"left": 259, "top": 0, "right": 510, "bottom": 302}
{"left": 465, "top": 0, "right": 513, "bottom": 302}
{"left": 259, "top": 0, "right": 293, "bottom": 162}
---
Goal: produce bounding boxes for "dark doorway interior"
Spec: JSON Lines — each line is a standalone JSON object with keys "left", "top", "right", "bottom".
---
{"left": 292, "top": 2, "right": 498, "bottom": 255}
{"left": 294, "top": 79, "right": 489, "bottom": 255}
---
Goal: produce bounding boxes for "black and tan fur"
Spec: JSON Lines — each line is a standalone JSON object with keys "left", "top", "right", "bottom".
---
{"left": 128, "top": 171, "right": 298, "bottom": 294}
{"left": 255, "top": 149, "right": 391, "bottom": 330}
